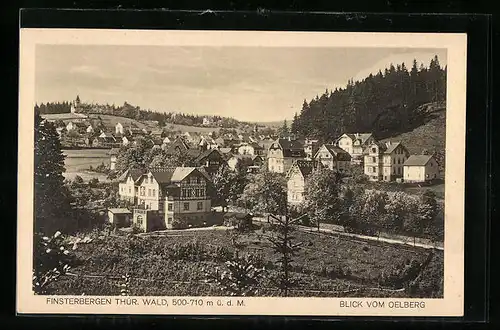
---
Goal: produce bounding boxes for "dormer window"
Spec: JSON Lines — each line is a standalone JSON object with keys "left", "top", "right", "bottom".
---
{"left": 372, "top": 147, "right": 377, "bottom": 153}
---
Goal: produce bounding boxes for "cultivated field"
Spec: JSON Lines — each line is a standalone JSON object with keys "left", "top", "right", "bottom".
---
{"left": 63, "top": 149, "right": 110, "bottom": 182}
{"left": 85, "top": 114, "right": 149, "bottom": 130}
{"left": 48, "top": 224, "right": 443, "bottom": 298}
{"left": 41, "top": 113, "right": 88, "bottom": 120}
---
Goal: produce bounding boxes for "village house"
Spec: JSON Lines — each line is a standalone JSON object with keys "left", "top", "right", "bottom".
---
{"left": 363, "top": 141, "right": 409, "bottom": 182}
{"left": 202, "top": 117, "right": 212, "bottom": 126}
{"left": 226, "top": 154, "right": 263, "bottom": 172}
{"left": 98, "top": 132, "right": 120, "bottom": 148}
{"left": 237, "top": 142, "right": 264, "bottom": 156}
{"left": 257, "top": 138, "right": 275, "bottom": 158}
{"left": 66, "top": 121, "right": 88, "bottom": 132}
{"left": 117, "top": 168, "right": 144, "bottom": 204}
{"left": 189, "top": 148, "right": 226, "bottom": 176}
{"left": 403, "top": 154, "right": 440, "bottom": 183}
{"left": 303, "top": 138, "right": 320, "bottom": 159}
{"left": 267, "top": 138, "right": 306, "bottom": 174}
{"left": 132, "top": 167, "right": 214, "bottom": 231}
{"left": 336, "top": 133, "right": 376, "bottom": 163}
{"left": 109, "top": 148, "right": 119, "bottom": 170}
{"left": 115, "top": 122, "right": 124, "bottom": 135}
{"left": 165, "top": 137, "right": 191, "bottom": 155}
{"left": 286, "top": 159, "right": 316, "bottom": 205}
{"left": 313, "top": 144, "right": 352, "bottom": 172}
{"left": 121, "top": 135, "right": 131, "bottom": 146}
{"left": 162, "top": 136, "right": 172, "bottom": 145}
{"left": 199, "top": 136, "right": 219, "bottom": 150}
{"left": 86, "top": 125, "right": 94, "bottom": 133}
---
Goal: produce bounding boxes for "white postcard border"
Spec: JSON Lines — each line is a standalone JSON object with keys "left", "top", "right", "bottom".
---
{"left": 17, "top": 29, "right": 467, "bottom": 316}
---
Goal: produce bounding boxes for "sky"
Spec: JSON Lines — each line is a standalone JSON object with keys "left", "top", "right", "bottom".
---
{"left": 35, "top": 45, "right": 447, "bottom": 122}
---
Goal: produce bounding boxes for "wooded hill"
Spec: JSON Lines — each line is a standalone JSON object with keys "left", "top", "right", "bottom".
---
{"left": 36, "top": 97, "right": 253, "bottom": 130}
{"left": 290, "top": 56, "right": 447, "bottom": 142}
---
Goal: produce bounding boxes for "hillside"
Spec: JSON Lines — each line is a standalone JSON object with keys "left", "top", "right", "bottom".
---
{"left": 41, "top": 113, "right": 88, "bottom": 121}
{"left": 86, "top": 114, "right": 148, "bottom": 130}
{"left": 291, "top": 56, "right": 446, "bottom": 142}
{"left": 381, "top": 103, "right": 446, "bottom": 172}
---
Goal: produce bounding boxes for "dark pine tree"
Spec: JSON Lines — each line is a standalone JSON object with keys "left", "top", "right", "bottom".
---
{"left": 34, "top": 110, "right": 73, "bottom": 235}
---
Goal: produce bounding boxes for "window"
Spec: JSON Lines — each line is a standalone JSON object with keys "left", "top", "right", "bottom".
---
{"left": 371, "top": 147, "right": 376, "bottom": 153}
{"left": 372, "top": 157, "right": 376, "bottom": 163}
{"left": 430, "top": 162, "right": 433, "bottom": 167}
{"left": 167, "top": 217, "right": 173, "bottom": 224}
{"left": 187, "top": 189, "right": 192, "bottom": 198}
{"left": 182, "top": 189, "right": 187, "bottom": 198}
{"left": 184, "top": 203, "right": 190, "bottom": 211}
{"left": 397, "top": 167, "right": 401, "bottom": 174}
{"left": 393, "top": 158, "right": 396, "bottom": 164}
{"left": 152, "top": 189, "right": 156, "bottom": 197}
{"left": 197, "top": 177, "right": 201, "bottom": 184}
{"left": 148, "top": 189, "right": 151, "bottom": 197}
{"left": 136, "top": 216, "right": 143, "bottom": 225}
{"left": 197, "top": 202, "right": 203, "bottom": 210}
{"left": 397, "top": 159, "right": 400, "bottom": 164}
{"left": 128, "top": 187, "right": 131, "bottom": 194}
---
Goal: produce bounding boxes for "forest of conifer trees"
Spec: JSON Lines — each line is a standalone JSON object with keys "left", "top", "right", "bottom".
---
{"left": 290, "top": 55, "right": 447, "bottom": 141}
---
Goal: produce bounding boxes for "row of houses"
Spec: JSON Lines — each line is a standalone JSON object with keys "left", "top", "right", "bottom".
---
{"left": 286, "top": 152, "right": 440, "bottom": 206}
{"left": 267, "top": 133, "right": 440, "bottom": 183}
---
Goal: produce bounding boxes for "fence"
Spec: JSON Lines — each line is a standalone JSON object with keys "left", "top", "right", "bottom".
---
{"left": 62, "top": 271, "right": 406, "bottom": 296}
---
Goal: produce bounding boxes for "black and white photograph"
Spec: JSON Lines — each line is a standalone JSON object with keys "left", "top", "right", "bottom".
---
{"left": 18, "top": 30, "right": 466, "bottom": 316}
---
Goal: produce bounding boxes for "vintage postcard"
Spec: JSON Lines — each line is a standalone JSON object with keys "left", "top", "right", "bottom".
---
{"left": 17, "top": 29, "right": 466, "bottom": 316}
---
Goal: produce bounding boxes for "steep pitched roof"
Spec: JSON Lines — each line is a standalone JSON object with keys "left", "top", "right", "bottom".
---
{"left": 272, "top": 138, "right": 306, "bottom": 158}
{"left": 145, "top": 167, "right": 212, "bottom": 185}
{"left": 193, "top": 148, "right": 223, "bottom": 163}
{"left": 277, "top": 138, "right": 304, "bottom": 150}
{"left": 337, "top": 132, "right": 373, "bottom": 145}
{"left": 288, "top": 159, "right": 315, "bottom": 178}
{"left": 317, "top": 144, "right": 352, "bottom": 161}
{"left": 383, "top": 141, "right": 403, "bottom": 154}
{"left": 117, "top": 168, "right": 144, "bottom": 183}
{"left": 403, "top": 155, "right": 434, "bottom": 166}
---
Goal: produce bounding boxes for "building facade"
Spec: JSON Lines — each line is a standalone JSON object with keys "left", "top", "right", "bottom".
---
{"left": 267, "top": 138, "right": 306, "bottom": 174}
{"left": 286, "top": 160, "right": 315, "bottom": 205}
{"left": 403, "top": 155, "right": 440, "bottom": 183}
{"left": 336, "top": 133, "right": 376, "bottom": 163}
{"left": 118, "top": 168, "right": 143, "bottom": 204}
{"left": 313, "top": 144, "right": 352, "bottom": 172}
{"left": 363, "top": 141, "right": 409, "bottom": 181}
{"left": 132, "top": 167, "right": 214, "bottom": 230}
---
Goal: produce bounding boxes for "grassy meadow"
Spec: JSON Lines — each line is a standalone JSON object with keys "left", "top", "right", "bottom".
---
{"left": 48, "top": 224, "right": 443, "bottom": 298}
{"left": 63, "top": 149, "right": 110, "bottom": 182}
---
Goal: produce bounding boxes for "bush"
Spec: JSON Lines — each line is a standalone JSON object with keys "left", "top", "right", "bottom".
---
{"left": 88, "top": 177, "right": 99, "bottom": 188}
{"left": 168, "top": 240, "right": 207, "bottom": 261}
{"left": 203, "top": 254, "right": 266, "bottom": 296}
{"left": 223, "top": 213, "right": 253, "bottom": 232}
{"left": 171, "top": 217, "right": 188, "bottom": 230}
{"left": 33, "top": 231, "right": 76, "bottom": 294}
